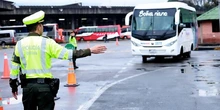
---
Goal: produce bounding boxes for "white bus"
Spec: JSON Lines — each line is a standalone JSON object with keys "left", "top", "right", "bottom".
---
{"left": 125, "top": 2, "right": 198, "bottom": 63}
{"left": 0, "top": 23, "right": 63, "bottom": 42}
{"left": 120, "top": 25, "right": 131, "bottom": 39}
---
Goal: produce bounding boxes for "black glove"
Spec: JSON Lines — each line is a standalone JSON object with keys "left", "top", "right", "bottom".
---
{"left": 9, "top": 78, "right": 19, "bottom": 93}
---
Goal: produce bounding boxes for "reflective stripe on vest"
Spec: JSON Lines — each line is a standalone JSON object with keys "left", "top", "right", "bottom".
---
{"left": 68, "top": 49, "right": 73, "bottom": 60}
{"left": 10, "top": 62, "right": 20, "bottom": 79}
{"left": 58, "top": 48, "right": 68, "bottom": 59}
{"left": 11, "top": 63, "right": 20, "bottom": 70}
{"left": 10, "top": 75, "right": 18, "bottom": 79}
{"left": 17, "top": 37, "right": 51, "bottom": 74}
{"left": 17, "top": 41, "right": 27, "bottom": 66}
{"left": 22, "top": 69, "right": 51, "bottom": 74}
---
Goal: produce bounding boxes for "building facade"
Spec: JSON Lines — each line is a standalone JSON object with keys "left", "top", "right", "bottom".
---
{"left": 0, "top": 3, "right": 134, "bottom": 30}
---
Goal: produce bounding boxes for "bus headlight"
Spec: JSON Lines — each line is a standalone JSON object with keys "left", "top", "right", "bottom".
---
{"left": 165, "top": 40, "right": 177, "bottom": 47}
{"left": 131, "top": 41, "right": 141, "bottom": 47}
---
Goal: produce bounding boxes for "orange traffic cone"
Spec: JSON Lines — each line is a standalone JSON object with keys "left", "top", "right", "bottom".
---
{"left": 116, "top": 38, "right": 119, "bottom": 46}
{"left": 0, "top": 90, "right": 4, "bottom": 110}
{"left": 1, "top": 53, "right": 10, "bottom": 79}
{"left": 64, "top": 60, "right": 79, "bottom": 87}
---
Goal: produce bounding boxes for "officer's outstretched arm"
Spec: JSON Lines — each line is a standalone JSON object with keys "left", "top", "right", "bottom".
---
{"left": 72, "top": 45, "right": 107, "bottom": 58}
{"left": 49, "top": 39, "right": 106, "bottom": 60}
{"left": 49, "top": 39, "right": 91, "bottom": 60}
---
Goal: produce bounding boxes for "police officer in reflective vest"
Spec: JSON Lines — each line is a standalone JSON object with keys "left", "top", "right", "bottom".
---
{"left": 9, "top": 10, "right": 107, "bottom": 110}
{"left": 69, "top": 31, "right": 78, "bottom": 69}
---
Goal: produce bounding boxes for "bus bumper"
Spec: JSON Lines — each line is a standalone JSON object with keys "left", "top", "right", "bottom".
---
{"left": 131, "top": 45, "right": 179, "bottom": 57}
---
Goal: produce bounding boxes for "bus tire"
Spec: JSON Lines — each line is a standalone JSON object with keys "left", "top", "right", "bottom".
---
{"left": 185, "top": 52, "right": 191, "bottom": 58}
{"left": 142, "top": 56, "right": 147, "bottom": 63}
{"left": 185, "top": 44, "right": 193, "bottom": 58}
{"left": 80, "top": 38, "right": 84, "bottom": 41}
{"left": 184, "top": 44, "right": 193, "bottom": 58}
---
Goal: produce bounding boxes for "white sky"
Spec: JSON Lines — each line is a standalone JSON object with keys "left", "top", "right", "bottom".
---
{"left": 9, "top": 0, "right": 167, "bottom": 6}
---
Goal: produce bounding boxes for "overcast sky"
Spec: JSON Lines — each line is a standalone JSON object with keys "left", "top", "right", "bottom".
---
{"left": 10, "top": 0, "right": 167, "bottom": 6}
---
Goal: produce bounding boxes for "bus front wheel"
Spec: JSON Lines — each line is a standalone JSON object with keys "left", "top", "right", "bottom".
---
{"left": 184, "top": 51, "right": 191, "bottom": 58}
{"left": 80, "top": 38, "right": 84, "bottom": 41}
{"left": 142, "top": 56, "right": 147, "bottom": 63}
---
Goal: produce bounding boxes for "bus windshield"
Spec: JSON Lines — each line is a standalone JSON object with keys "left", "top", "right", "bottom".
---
{"left": 132, "top": 8, "right": 176, "bottom": 40}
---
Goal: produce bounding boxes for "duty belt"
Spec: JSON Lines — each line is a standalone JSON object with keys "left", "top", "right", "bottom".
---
{"left": 26, "top": 78, "right": 51, "bottom": 84}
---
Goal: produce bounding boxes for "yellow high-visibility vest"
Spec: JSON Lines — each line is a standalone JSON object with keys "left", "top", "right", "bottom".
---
{"left": 69, "top": 36, "right": 77, "bottom": 47}
{"left": 10, "top": 36, "right": 72, "bottom": 79}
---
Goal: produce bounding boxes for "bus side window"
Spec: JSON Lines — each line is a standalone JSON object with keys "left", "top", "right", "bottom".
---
{"left": 121, "top": 28, "right": 126, "bottom": 33}
{"left": 128, "top": 27, "right": 131, "bottom": 32}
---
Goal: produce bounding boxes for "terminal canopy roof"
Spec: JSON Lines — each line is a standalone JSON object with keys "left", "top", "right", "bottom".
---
{"left": 197, "top": 6, "right": 219, "bottom": 21}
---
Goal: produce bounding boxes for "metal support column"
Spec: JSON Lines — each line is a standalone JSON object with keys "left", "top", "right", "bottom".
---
{"left": 93, "top": 18, "right": 97, "bottom": 26}
{"left": 71, "top": 16, "right": 75, "bottom": 29}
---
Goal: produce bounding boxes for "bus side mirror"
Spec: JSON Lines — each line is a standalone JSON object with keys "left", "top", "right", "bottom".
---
{"left": 125, "top": 11, "right": 133, "bottom": 25}
{"left": 175, "top": 10, "right": 180, "bottom": 25}
{"left": 179, "top": 23, "right": 186, "bottom": 28}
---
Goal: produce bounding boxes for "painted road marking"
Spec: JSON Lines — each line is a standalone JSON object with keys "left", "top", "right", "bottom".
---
{"left": 113, "top": 57, "right": 136, "bottom": 78}
{"left": 77, "top": 67, "right": 169, "bottom": 110}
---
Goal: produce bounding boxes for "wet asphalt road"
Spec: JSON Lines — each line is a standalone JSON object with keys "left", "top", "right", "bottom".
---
{"left": 0, "top": 40, "right": 220, "bottom": 110}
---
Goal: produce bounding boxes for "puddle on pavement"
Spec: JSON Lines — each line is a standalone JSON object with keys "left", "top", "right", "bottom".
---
{"left": 180, "top": 65, "right": 187, "bottom": 67}
{"left": 194, "top": 79, "right": 208, "bottom": 82}
{"left": 212, "top": 64, "right": 220, "bottom": 67}
{"left": 195, "top": 89, "right": 220, "bottom": 97}
{"left": 191, "top": 59, "right": 220, "bottom": 67}
{"left": 211, "top": 59, "right": 220, "bottom": 62}
{"left": 180, "top": 68, "right": 185, "bottom": 73}
{"left": 207, "top": 81, "right": 219, "bottom": 85}
{"left": 180, "top": 67, "right": 194, "bottom": 73}
{"left": 136, "top": 68, "right": 148, "bottom": 71}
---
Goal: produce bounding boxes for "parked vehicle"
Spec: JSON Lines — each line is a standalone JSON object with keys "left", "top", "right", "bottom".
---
{"left": 0, "top": 23, "right": 64, "bottom": 43}
{"left": 0, "top": 30, "right": 16, "bottom": 46}
{"left": 120, "top": 25, "right": 131, "bottom": 39}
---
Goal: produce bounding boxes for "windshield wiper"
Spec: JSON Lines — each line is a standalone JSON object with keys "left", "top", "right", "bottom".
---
{"left": 132, "top": 32, "right": 144, "bottom": 39}
{"left": 161, "top": 24, "right": 173, "bottom": 38}
{"left": 143, "top": 18, "right": 153, "bottom": 37}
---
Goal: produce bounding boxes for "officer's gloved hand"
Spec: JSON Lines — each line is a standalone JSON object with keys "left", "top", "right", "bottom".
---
{"left": 9, "top": 78, "right": 19, "bottom": 99}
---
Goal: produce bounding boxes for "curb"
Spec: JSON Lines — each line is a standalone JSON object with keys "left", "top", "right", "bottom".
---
{"left": 0, "top": 46, "right": 15, "bottom": 50}
{"left": 196, "top": 46, "right": 220, "bottom": 51}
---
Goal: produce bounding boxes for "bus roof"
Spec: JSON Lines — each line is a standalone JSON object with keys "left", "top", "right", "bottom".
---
{"left": 134, "top": 2, "right": 196, "bottom": 11}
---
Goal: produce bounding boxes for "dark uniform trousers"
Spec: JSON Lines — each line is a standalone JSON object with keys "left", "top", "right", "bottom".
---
{"left": 73, "top": 47, "right": 77, "bottom": 68}
{"left": 22, "top": 83, "right": 54, "bottom": 110}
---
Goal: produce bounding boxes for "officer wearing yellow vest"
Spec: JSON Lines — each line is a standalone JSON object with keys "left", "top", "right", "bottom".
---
{"left": 9, "top": 10, "right": 107, "bottom": 110}
{"left": 69, "top": 31, "right": 78, "bottom": 69}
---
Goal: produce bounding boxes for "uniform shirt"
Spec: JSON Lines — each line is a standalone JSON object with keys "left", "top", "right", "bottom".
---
{"left": 10, "top": 33, "right": 91, "bottom": 79}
